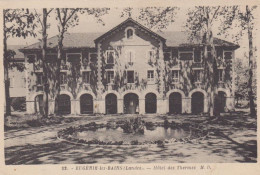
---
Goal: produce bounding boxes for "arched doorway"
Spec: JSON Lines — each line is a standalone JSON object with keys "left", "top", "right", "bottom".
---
{"left": 58, "top": 94, "right": 71, "bottom": 114}
{"left": 145, "top": 93, "right": 157, "bottom": 113}
{"left": 169, "top": 92, "right": 182, "bottom": 114}
{"left": 35, "top": 94, "right": 43, "bottom": 114}
{"left": 80, "top": 94, "right": 93, "bottom": 114}
{"left": 124, "top": 93, "right": 139, "bottom": 114}
{"left": 106, "top": 93, "right": 117, "bottom": 114}
{"left": 216, "top": 91, "right": 226, "bottom": 113}
{"left": 191, "top": 92, "right": 204, "bottom": 114}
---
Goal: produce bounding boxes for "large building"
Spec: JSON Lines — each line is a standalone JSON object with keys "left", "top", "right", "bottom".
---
{"left": 20, "top": 18, "right": 239, "bottom": 115}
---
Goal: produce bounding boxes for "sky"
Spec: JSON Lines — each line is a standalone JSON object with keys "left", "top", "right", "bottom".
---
{"left": 6, "top": 7, "right": 254, "bottom": 62}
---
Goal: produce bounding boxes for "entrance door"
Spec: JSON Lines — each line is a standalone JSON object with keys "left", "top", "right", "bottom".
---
{"left": 217, "top": 91, "right": 226, "bottom": 113}
{"left": 124, "top": 93, "right": 139, "bottom": 114}
{"left": 145, "top": 93, "right": 157, "bottom": 113}
{"left": 169, "top": 92, "right": 182, "bottom": 114}
{"left": 106, "top": 93, "right": 117, "bottom": 114}
{"left": 80, "top": 94, "right": 93, "bottom": 114}
{"left": 35, "top": 95, "right": 43, "bottom": 114}
{"left": 191, "top": 92, "right": 204, "bottom": 114}
{"left": 58, "top": 94, "right": 71, "bottom": 114}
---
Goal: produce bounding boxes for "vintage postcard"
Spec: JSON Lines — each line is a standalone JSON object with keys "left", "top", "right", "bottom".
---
{"left": 0, "top": 0, "right": 259, "bottom": 174}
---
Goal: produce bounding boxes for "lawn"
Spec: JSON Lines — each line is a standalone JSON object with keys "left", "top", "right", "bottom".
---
{"left": 4, "top": 111, "right": 257, "bottom": 164}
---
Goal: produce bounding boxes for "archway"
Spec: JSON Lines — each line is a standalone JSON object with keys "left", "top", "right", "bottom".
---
{"left": 34, "top": 94, "right": 43, "bottom": 114}
{"left": 191, "top": 92, "right": 204, "bottom": 114}
{"left": 216, "top": 91, "right": 227, "bottom": 113}
{"left": 124, "top": 93, "right": 139, "bottom": 114}
{"left": 58, "top": 94, "right": 71, "bottom": 114}
{"left": 145, "top": 93, "right": 157, "bottom": 113}
{"left": 169, "top": 92, "right": 182, "bottom": 114}
{"left": 80, "top": 94, "right": 93, "bottom": 114}
{"left": 106, "top": 93, "right": 117, "bottom": 114}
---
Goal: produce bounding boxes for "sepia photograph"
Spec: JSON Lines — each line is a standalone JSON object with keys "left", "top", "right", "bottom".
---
{"left": 2, "top": 3, "right": 258, "bottom": 167}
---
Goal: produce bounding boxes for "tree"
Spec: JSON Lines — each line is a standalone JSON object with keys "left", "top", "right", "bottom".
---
{"left": 220, "top": 5, "right": 257, "bottom": 117}
{"left": 121, "top": 7, "right": 179, "bottom": 31}
{"left": 54, "top": 8, "right": 109, "bottom": 114}
{"left": 34, "top": 8, "right": 53, "bottom": 117}
{"left": 185, "top": 6, "right": 236, "bottom": 116}
{"left": 3, "top": 9, "right": 36, "bottom": 116}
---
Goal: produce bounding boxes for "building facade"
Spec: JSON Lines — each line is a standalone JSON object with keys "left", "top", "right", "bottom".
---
{"left": 20, "top": 18, "right": 239, "bottom": 115}
{"left": 8, "top": 45, "right": 26, "bottom": 98}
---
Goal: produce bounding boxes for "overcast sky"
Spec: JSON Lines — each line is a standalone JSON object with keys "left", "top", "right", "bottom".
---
{"left": 7, "top": 7, "right": 253, "bottom": 61}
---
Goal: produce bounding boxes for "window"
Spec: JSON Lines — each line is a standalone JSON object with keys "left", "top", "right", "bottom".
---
{"left": 9, "top": 78, "right": 14, "bottom": 88}
{"left": 60, "top": 72, "right": 67, "bottom": 85}
{"left": 147, "top": 70, "right": 154, "bottom": 81}
{"left": 107, "top": 70, "right": 114, "bottom": 84}
{"left": 194, "top": 70, "right": 201, "bottom": 82}
{"left": 127, "top": 71, "right": 134, "bottom": 83}
{"left": 106, "top": 50, "right": 115, "bottom": 64}
{"left": 147, "top": 50, "right": 155, "bottom": 62}
{"left": 179, "top": 52, "right": 193, "bottom": 60}
{"left": 224, "top": 51, "right": 233, "bottom": 59}
{"left": 218, "top": 69, "right": 224, "bottom": 82}
{"left": 164, "top": 52, "right": 171, "bottom": 61}
{"left": 194, "top": 50, "right": 202, "bottom": 63}
{"left": 82, "top": 71, "right": 91, "bottom": 84}
{"left": 171, "top": 70, "right": 179, "bottom": 82}
{"left": 36, "top": 73, "right": 43, "bottom": 85}
{"left": 126, "top": 50, "right": 135, "bottom": 63}
{"left": 67, "top": 53, "right": 81, "bottom": 62}
{"left": 127, "top": 29, "right": 133, "bottom": 39}
{"left": 89, "top": 53, "right": 97, "bottom": 62}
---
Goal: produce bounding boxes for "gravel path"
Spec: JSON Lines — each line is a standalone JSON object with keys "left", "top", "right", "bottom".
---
{"left": 4, "top": 114, "right": 257, "bottom": 164}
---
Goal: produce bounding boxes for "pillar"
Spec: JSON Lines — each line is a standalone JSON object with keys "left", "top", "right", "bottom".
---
{"left": 139, "top": 98, "right": 145, "bottom": 114}
{"left": 118, "top": 98, "right": 123, "bottom": 114}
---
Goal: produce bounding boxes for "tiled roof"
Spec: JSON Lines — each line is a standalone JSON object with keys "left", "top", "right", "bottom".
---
{"left": 23, "top": 33, "right": 101, "bottom": 49}
{"left": 21, "top": 31, "right": 238, "bottom": 50}
{"left": 7, "top": 45, "right": 25, "bottom": 61}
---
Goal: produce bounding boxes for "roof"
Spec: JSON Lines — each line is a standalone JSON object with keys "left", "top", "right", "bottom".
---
{"left": 159, "top": 31, "right": 239, "bottom": 47}
{"left": 21, "top": 19, "right": 239, "bottom": 51}
{"left": 7, "top": 45, "right": 25, "bottom": 61}
{"left": 94, "top": 18, "right": 166, "bottom": 43}
{"left": 22, "top": 33, "right": 101, "bottom": 49}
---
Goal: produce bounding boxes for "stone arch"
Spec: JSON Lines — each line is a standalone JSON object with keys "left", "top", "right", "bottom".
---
{"left": 76, "top": 90, "right": 96, "bottom": 100}
{"left": 145, "top": 92, "right": 157, "bottom": 114}
{"left": 166, "top": 89, "right": 185, "bottom": 99}
{"left": 30, "top": 92, "right": 45, "bottom": 101}
{"left": 141, "top": 89, "right": 160, "bottom": 100}
{"left": 60, "top": 90, "right": 74, "bottom": 100}
{"left": 80, "top": 93, "right": 94, "bottom": 114}
{"left": 105, "top": 93, "right": 118, "bottom": 114}
{"left": 121, "top": 90, "right": 141, "bottom": 99}
{"left": 101, "top": 90, "right": 120, "bottom": 100}
{"left": 188, "top": 88, "right": 207, "bottom": 98}
{"left": 217, "top": 88, "right": 231, "bottom": 97}
{"left": 189, "top": 88, "right": 208, "bottom": 114}
{"left": 123, "top": 92, "right": 139, "bottom": 114}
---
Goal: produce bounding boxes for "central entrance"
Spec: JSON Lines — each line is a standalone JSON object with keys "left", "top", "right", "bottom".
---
{"left": 169, "top": 92, "right": 182, "bottom": 114}
{"left": 105, "top": 93, "right": 117, "bottom": 114}
{"left": 145, "top": 93, "right": 157, "bottom": 113}
{"left": 191, "top": 92, "right": 204, "bottom": 114}
{"left": 124, "top": 93, "right": 139, "bottom": 114}
{"left": 58, "top": 94, "right": 71, "bottom": 114}
{"left": 80, "top": 94, "right": 93, "bottom": 114}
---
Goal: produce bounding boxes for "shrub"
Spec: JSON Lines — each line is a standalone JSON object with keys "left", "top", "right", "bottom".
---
{"left": 10, "top": 97, "right": 26, "bottom": 111}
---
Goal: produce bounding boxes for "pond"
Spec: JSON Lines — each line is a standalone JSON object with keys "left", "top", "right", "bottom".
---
{"left": 73, "top": 127, "right": 190, "bottom": 143}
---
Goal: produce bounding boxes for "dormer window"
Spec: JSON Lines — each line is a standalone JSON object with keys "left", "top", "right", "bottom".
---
{"left": 127, "top": 29, "right": 133, "bottom": 39}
